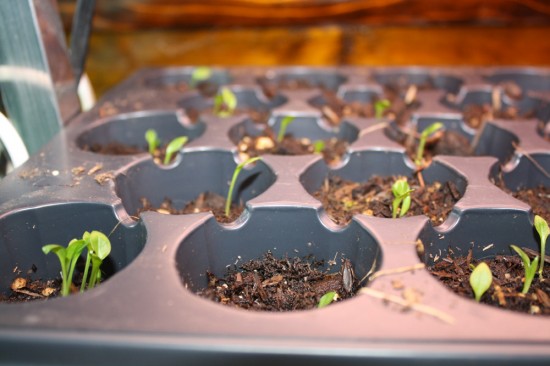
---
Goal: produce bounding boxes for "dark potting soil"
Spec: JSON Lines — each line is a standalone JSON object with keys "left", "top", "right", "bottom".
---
{"left": 186, "top": 107, "right": 271, "bottom": 125}
{"left": 197, "top": 251, "right": 358, "bottom": 311}
{"left": 137, "top": 192, "right": 244, "bottom": 224}
{"left": 314, "top": 175, "right": 462, "bottom": 226}
{"left": 462, "top": 103, "right": 535, "bottom": 129}
{"left": 493, "top": 178, "right": 550, "bottom": 223}
{"left": 427, "top": 249, "right": 550, "bottom": 315}
{"left": 237, "top": 128, "right": 348, "bottom": 166}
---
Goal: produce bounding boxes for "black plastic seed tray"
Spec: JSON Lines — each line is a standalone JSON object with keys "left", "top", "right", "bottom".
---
{"left": 0, "top": 66, "right": 550, "bottom": 365}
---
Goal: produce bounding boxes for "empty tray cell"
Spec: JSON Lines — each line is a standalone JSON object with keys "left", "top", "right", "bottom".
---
{"left": 179, "top": 87, "right": 287, "bottom": 124}
{"left": 176, "top": 206, "right": 381, "bottom": 311}
{"left": 258, "top": 69, "right": 347, "bottom": 97}
{"left": 418, "top": 210, "right": 549, "bottom": 315}
{"left": 229, "top": 116, "right": 357, "bottom": 166}
{"left": 0, "top": 203, "right": 146, "bottom": 302}
{"left": 143, "top": 67, "right": 231, "bottom": 96}
{"left": 485, "top": 69, "right": 550, "bottom": 92}
{"left": 115, "top": 150, "right": 276, "bottom": 222}
{"left": 491, "top": 153, "right": 550, "bottom": 222}
{"left": 77, "top": 111, "right": 205, "bottom": 156}
{"left": 300, "top": 150, "right": 466, "bottom": 226}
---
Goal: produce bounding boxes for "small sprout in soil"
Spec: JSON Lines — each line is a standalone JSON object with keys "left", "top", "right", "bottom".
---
{"left": 225, "top": 156, "right": 262, "bottom": 217}
{"left": 510, "top": 245, "right": 539, "bottom": 294}
{"left": 374, "top": 99, "right": 391, "bottom": 119}
{"left": 42, "top": 230, "right": 111, "bottom": 297}
{"left": 318, "top": 291, "right": 338, "bottom": 308}
{"left": 277, "top": 116, "right": 296, "bottom": 143}
{"left": 391, "top": 178, "right": 413, "bottom": 218}
{"left": 469, "top": 262, "right": 492, "bottom": 302}
{"left": 415, "top": 122, "right": 444, "bottom": 167}
{"left": 312, "top": 140, "right": 325, "bottom": 154}
{"left": 163, "top": 136, "right": 188, "bottom": 165}
{"left": 534, "top": 215, "right": 549, "bottom": 278}
{"left": 190, "top": 66, "right": 212, "bottom": 86}
{"left": 214, "top": 86, "right": 237, "bottom": 117}
{"left": 145, "top": 129, "right": 161, "bottom": 155}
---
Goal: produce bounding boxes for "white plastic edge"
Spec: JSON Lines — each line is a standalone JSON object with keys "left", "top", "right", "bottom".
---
{"left": 0, "top": 111, "right": 29, "bottom": 168}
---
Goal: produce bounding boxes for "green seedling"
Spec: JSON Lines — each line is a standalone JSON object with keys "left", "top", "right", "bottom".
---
{"left": 374, "top": 99, "right": 391, "bottom": 119}
{"left": 42, "top": 230, "right": 111, "bottom": 297}
{"left": 276, "top": 116, "right": 296, "bottom": 143}
{"left": 163, "top": 136, "right": 188, "bottom": 165}
{"left": 214, "top": 86, "right": 237, "bottom": 117}
{"left": 414, "top": 122, "right": 444, "bottom": 167}
{"left": 318, "top": 291, "right": 337, "bottom": 308}
{"left": 190, "top": 66, "right": 212, "bottom": 87}
{"left": 225, "top": 157, "right": 262, "bottom": 217}
{"left": 469, "top": 262, "right": 492, "bottom": 302}
{"left": 510, "top": 245, "right": 539, "bottom": 294}
{"left": 534, "top": 215, "right": 549, "bottom": 278}
{"left": 312, "top": 140, "right": 325, "bottom": 154}
{"left": 145, "top": 129, "right": 161, "bottom": 155}
{"left": 391, "top": 178, "right": 414, "bottom": 218}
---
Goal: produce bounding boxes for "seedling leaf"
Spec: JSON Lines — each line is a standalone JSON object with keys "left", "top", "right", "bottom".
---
{"left": 534, "top": 215, "right": 549, "bottom": 278}
{"left": 191, "top": 67, "right": 212, "bottom": 86}
{"left": 374, "top": 99, "right": 391, "bottom": 119}
{"left": 214, "top": 87, "right": 237, "bottom": 117}
{"left": 312, "top": 140, "right": 325, "bottom": 154}
{"left": 510, "top": 245, "right": 539, "bottom": 294}
{"left": 277, "top": 116, "right": 296, "bottom": 143}
{"left": 89, "top": 230, "right": 111, "bottom": 261}
{"left": 225, "top": 157, "right": 262, "bottom": 217}
{"left": 469, "top": 262, "right": 492, "bottom": 302}
{"left": 163, "top": 136, "right": 188, "bottom": 165}
{"left": 415, "top": 122, "right": 444, "bottom": 167}
{"left": 391, "top": 178, "right": 414, "bottom": 218}
{"left": 318, "top": 291, "right": 337, "bottom": 308}
{"left": 145, "top": 129, "right": 161, "bottom": 155}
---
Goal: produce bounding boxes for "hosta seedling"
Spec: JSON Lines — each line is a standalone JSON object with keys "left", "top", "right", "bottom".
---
{"left": 225, "top": 157, "right": 262, "bottom": 217}
{"left": 276, "top": 116, "right": 296, "bottom": 143}
{"left": 414, "top": 122, "right": 444, "bottom": 167}
{"left": 318, "top": 291, "right": 337, "bottom": 308}
{"left": 144, "top": 129, "right": 188, "bottom": 165}
{"left": 391, "top": 178, "right": 413, "bottom": 219}
{"left": 534, "top": 215, "right": 549, "bottom": 278}
{"left": 374, "top": 99, "right": 391, "bottom": 119}
{"left": 469, "top": 262, "right": 492, "bottom": 302}
{"left": 510, "top": 245, "right": 539, "bottom": 294}
{"left": 42, "top": 230, "right": 111, "bottom": 297}
{"left": 214, "top": 86, "right": 237, "bottom": 117}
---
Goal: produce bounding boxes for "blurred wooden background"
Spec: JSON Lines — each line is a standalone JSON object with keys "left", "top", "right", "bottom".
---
{"left": 58, "top": 0, "right": 550, "bottom": 96}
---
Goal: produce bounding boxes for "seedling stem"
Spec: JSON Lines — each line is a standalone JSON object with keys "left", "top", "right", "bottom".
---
{"left": 225, "top": 157, "right": 262, "bottom": 217}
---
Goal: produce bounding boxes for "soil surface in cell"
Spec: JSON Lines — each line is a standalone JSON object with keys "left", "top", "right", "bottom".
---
{"left": 428, "top": 249, "right": 550, "bottom": 315}
{"left": 82, "top": 142, "right": 144, "bottom": 155}
{"left": 137, "top": 192, "right": 244, "bottom": 224}
{"left": 186, "top": 106, "right": 270, "bottom": 124}
{"left": 198, "top": 251, "right": 359, "bottom": 311}
{"left": 314, "top": 175, "right": 462, "bottom": 226}
{"left": 155, "top": 80, "right": 219, "bottom": 97}
{"left": 313, "top": 83, "right": 425, "bottom": 127}
{"left": 237, "top": 128, "right": 348, "bottom": 166}
{"left": 493, "top": 181, "right": 550, "bottom": 223}
{"left": 1, "top": 273, "right": 89, "bottom": 303}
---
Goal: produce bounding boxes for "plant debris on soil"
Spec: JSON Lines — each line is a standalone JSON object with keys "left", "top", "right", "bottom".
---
{"left": 428, "top": 248, "right": 550, "bottom": 315}
{"left": 236, "top": 128, "right": 348, "bottom": 166}
{"left": 197, "top": 251, "right": 359, "bottom": 311}
{"left": 137, "top": 192, "right": 244, "bottom": 223}
{"left": 314, "top": 175, "right": 462, "bottom": 226}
